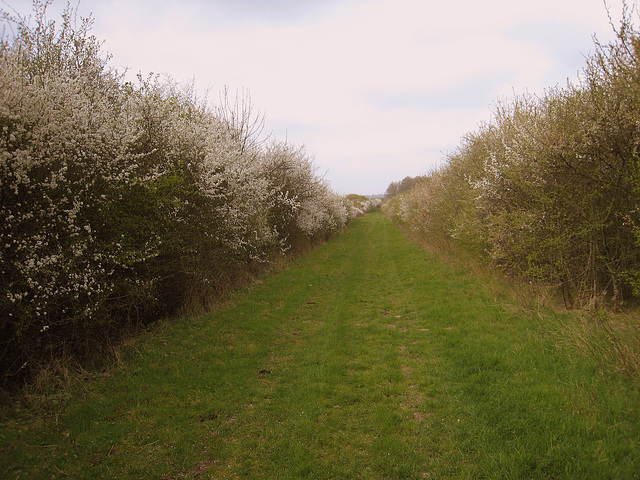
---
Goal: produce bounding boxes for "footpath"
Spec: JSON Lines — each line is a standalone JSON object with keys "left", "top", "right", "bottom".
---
{"left": 2, "top": 211, "right": 639, "bottom": 479}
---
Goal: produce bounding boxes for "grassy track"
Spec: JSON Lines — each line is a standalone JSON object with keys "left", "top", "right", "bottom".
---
{"left": 2, "top": 211, "right": 639, "bottom": 479}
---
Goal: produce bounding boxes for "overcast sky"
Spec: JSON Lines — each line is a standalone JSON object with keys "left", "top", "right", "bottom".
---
{"left": 7, "top": 0, "right": 622, "bottom": 195}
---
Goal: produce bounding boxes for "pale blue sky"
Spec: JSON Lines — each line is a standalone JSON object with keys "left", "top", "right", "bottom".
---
{"left": 6, "top": 0, "right": 620, "bottom": 195}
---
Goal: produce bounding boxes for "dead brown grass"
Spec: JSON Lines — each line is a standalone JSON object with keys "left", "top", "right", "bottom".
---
{"left": 558, "top": 310, "right": 640, "bottom": 385}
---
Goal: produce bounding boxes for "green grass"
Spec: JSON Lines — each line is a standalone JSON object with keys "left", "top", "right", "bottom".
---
{"left": 2, "top": 211, "right": 639, "bottom": 479}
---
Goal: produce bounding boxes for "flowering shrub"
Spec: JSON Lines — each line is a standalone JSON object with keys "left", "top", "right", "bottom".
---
{"left": 344, "top": 194, "right": 382, "bottom": 219}
{"left": 0, "top": 3, "right": 355, "bottom": 389}
{"left": 384, "top": 6, "right": 640, "bottom": 308}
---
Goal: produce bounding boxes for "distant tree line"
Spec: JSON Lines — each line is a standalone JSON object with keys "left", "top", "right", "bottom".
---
{"left": 385, "top": 176, "right": 423, "bottom": 198}
{"left": 384, "top": 2, "right": 640, "bottom": 309}
{"left": 0, "top": 2, "right": 377, "bottom": 389}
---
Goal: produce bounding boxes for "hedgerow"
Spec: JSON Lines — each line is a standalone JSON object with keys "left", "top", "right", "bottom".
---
{"left": 384, "top": 2, "right": 640, "bottom": 309}
{"left": 0, "top": 1, "right": 370, "bottom": 389}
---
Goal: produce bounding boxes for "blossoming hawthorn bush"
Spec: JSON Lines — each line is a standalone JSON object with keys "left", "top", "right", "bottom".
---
{"left": 384, "top": 5, "right": 640, "bottom": 308}
{"left": 0, "top": 5, "right": 145, "bottom": 384}
{"left": 0, "top": 2, "right": 355, "bottom": 389}
{"left": 344, "top": 194, "right": 382, "bottom": 219}
{"left": 259, "top": 141, "right": 378, "bottom": 253}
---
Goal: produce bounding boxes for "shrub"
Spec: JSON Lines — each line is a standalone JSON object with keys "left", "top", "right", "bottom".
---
{"left": 384, "top": 2, "right": 640, "bottom": 308}
{"left": 0, "top": 1, "right": 353, "bottom": 390}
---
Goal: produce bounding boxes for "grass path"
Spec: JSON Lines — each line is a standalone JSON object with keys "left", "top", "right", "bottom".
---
{"left": 2, "top": 211, "right": 639, "bottom": 479}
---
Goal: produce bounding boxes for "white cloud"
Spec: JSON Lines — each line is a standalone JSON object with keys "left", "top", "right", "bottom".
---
{"left": 6, "top": 0, "right": 619, "bottom": 194}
